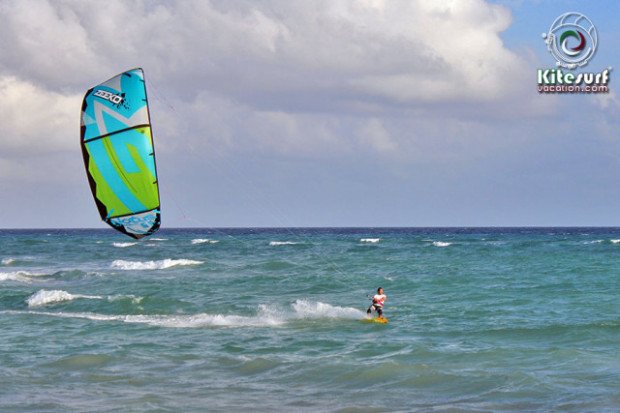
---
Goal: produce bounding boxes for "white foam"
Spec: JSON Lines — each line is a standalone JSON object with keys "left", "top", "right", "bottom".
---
{"left": 149, "top": 238, "right": 168, "bottom": 241}
{"left": 0, "top": 271, "right": 47, "bottom": 283}
{"left": 108, "top": 294, "right": 144, "bottom": 304}
{"left": 111, "top": 259, "right": 204, "bottom": 270}
{"left": 290, "top": 300, "right": 366, "bottom": 319}
{"left": 191, "top": 238, "right": 219, "bottom": 245}
{"left": 360, "top": 238, "right": 381, "bottom": 243}
{"left": 112, "top": 242, "right": 137, "bottom": 248}
{"left": 584, "top": 240, "right": 603, "bottom": 244}
{"left": 2, "top": 258, "right": 15, "bottom": 265}
{"left": 26, "top": 290, "right": 144, "bottom": 307}
{"left": 26, "top": 289, "right": 103, "bottom": 307}
{"left": 7, "top": 310, "right": 283, "bottom": 328}
{"left": 432, "top": 241, "right": 452, "bottom": 247}
{"left": 611, "top": 239, "right": 620, "bottom": 244}
{"left": 269, "top": 241, "right": 300, "bottom": 246}
{"left": 6, "top": 300, "right": 365, "bottom": 328}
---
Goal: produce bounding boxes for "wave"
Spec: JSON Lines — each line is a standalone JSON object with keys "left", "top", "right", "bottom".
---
{"left": 26, "top": 290, "right": 102, "bottom": 307}
{"left": 2, "top": 258, "right": 15, "bottom": 265}
{"left": 26, "top": 289, "right": 143, "bottom": 307}
{"left": 191, "top": 239, "right": 219, "bottom": 245}
{"left": 111, "top": 259, "right": 204, "bottom": 270}
{"left": 108, "top": 294, "right": 143, "bottom": 304}
{"left": 611, "top": 239, "right": 620, "bottom": 244}
{"left": 112, "top": 242, "right": 137, "bottom": 248}
{"left": 0, "top": 270, "right": 47, "bottom": 283}
{"left": 360, "top": 238, "right": 380, "bottom": 243}
{"left": 269, "top": 241, "right": 300, "bottom": 246}
{"left": 583, "top": 240, "right": 604, "bottom": 244}
{"left": 290, "top": 300, "right": 365, "bottom": 319}
{"left": 6, "top": 300, "right": 365, "bottom": 328}
{"left": 432, "top": 241, "right": 452, "bottom": 247}
{"left": 149, "top": 238, "right": 168, "bottom": 241}
{"left": 6, "top": 310, "right": 283, "bottom": 328}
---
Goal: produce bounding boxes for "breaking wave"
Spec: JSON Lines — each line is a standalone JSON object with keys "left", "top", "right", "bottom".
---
{"left": 583, "top": 240, "right": 604, "bottom": 245}
{"left": 360, "top": 238, "right": 380, "bottom": 243}
{"left": 290, "top": 300, "right": 365, "bottom": 319}
{"left": 26, "top": 289, "right": 143, "bottom": 307}
{"left": 269, "top": 241, "right": 300, "bottom": 246}
{"left": 0, "top": 271, "right": 47, "bottom": 283}
{"left": 432, "top": 241, "right": 452, "bottom": 247}
{"left": 2, "top": 258, "right": 16, "bottom": 265}
{"left": 111, "top": 259, "right": 204, "bottom": 270}
{"left": 191, "top": 239, "right": 219, "bottom": 245}
{"left": 7, "top": 300, "right": 365, "bottom": 328}
{"left": 26, "top": 290, "right": 102, "bottom": 307}
{"left": 112, "top": 242, "right": 137, "bottom": 248}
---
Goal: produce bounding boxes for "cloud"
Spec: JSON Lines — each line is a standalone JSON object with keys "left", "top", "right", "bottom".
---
{"left": 0, "top": 76, "right": 79, "bottom": 154}
{"left": 2, "top": 0, "right": 616, "bottom": 228}
{"left": 0, "top": 0, "right": 575, "bottom": 165}
{"left": 1, "top": 0, "right": 524, "bottom": 102}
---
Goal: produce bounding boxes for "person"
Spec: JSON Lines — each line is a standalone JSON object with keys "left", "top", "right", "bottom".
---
{"left": 367, "top": 287, "right": 387, "bottom": 318}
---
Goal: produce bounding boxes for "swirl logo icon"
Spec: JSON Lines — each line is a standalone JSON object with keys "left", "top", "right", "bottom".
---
{"left": 542, "top": 12, "right": 597, "bottom": 69}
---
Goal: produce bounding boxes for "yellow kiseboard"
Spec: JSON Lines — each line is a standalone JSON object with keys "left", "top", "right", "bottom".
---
{"left": 362, "top": 317, "right": 389, "bottom": 324}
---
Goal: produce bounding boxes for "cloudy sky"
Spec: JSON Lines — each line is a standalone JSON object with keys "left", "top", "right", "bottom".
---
{"left": 1, "top": 0, "right": 619, "bottom": 228}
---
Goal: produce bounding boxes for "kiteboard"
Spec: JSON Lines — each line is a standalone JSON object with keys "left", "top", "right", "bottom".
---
{"left": 363, "top": 317, "right": 389, "bottom": 324}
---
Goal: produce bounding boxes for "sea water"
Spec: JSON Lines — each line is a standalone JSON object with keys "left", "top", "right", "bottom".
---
{"left": 0, "top": 228, "right": 618, "bottom": 412}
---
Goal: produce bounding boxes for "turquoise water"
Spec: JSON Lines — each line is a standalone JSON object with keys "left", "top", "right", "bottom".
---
{"left": 1, "top": 228, "right": 619, "bottom": 412}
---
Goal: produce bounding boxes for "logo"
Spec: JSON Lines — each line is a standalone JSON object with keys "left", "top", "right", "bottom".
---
{"left": 93, "top": 89, "right": 124, "bottom": 105}
{"left": 538, "top": 12, "right": 610, "bottom": 94}
{"left": 542, "top": 12, "right": 597, "bottom": 69}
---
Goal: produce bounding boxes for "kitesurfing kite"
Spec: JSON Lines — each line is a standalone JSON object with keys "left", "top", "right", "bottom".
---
{"left": 80, "top": 68, "right": 161, "bottom": 239}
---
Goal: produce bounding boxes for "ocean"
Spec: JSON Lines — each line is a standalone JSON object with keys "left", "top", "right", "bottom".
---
{"left": 0, "top": 228, "right": 618, "bottom": 412}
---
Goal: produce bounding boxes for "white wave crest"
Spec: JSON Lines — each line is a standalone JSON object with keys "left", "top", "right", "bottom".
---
{"left": 432, "top": 241, "right": 452, "bottom": 247}
{"left": 290, "top": 300, "right": 366, "bottom": 319}
{"left": 583, "top": 240, "right": 603, "bottom": 244}
{"left": 191, "top": 239, "right": 219, "bottom": 245}
{"left": 112, "top": 242, "right": 137, "bottom": 248}
{"left": 0, "top": 271, "right": 47, "bottom": 283}
{"left": 108, "top": 294, "right": 144, "bottom": 304}
{"left": 26, "top": 290, "right": 144, "bottom": 307}
{"left": 8, "top": 310, "right": 283, "bottom": 328}
{"left": 360, "top": 238, "right": 381, "bottom": 243}
{"left": 111, "top": 259, "right": 204, "bottom": 270}
{"left": 2, "top": 258, "right": 15, "bottom": 265}
{"left": 269, "top": 241, "right": 300, "bottom": 246}
{"left": 611, "top": 239, "right": 620, "bottom": 244}
{"left": 8, "top": 300, "right": 365, "bottom": 328}
{"left": 26, "top": 289, "right": 103, "bottom": 307}
{"left": 149, "top": 238, "right": 168, "bottom": 241}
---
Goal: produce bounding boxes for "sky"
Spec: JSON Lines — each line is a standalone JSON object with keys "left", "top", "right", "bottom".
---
{"left": 1, "top": 0, "right": 619, "bottom": 229}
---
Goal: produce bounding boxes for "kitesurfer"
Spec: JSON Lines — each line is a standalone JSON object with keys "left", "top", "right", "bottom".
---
{"left": 367, "top": 287, "right": 387, "bottom": 318}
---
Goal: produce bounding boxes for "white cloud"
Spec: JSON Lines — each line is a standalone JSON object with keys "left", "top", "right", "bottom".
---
{"left": 0, "top": 0, "right": 564, "bottom": 165}
{"left": 358, "top": 118, "right": 397, "bottom": 153}
{"left": 1, "top": 0, "right": 524, "bottom": 104}
{"left": 0, "top": 76, "right": 79, "bottom": 153}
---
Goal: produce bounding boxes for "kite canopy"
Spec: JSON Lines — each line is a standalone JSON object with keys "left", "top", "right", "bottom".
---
{"left": 80, "top": 68, "right": 160, "bottom": 239}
